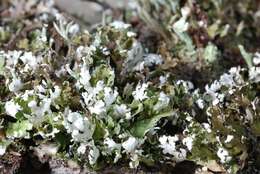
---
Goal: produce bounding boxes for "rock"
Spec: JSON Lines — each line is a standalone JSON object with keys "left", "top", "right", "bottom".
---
{"left": 54, "top": 0, "right": 103, "bottom": 25}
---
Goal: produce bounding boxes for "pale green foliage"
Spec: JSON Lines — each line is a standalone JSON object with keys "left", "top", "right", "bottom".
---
{"left": 0, "top": 0, "right": 259, "bottom": 173}
{"left": 204, "top": 43, "right": 218, "bottom": 63}
{"left": 238, "top": 45, "right": 253, "bottom": 68}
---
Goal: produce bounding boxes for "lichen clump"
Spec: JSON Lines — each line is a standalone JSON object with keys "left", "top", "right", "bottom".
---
{"left": 0, "top": 0, "right": 259, "bottom": 173}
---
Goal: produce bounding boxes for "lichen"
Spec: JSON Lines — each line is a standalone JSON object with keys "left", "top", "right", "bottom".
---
{"left": 0, "top": 0, "right": 259, "bottom": 173}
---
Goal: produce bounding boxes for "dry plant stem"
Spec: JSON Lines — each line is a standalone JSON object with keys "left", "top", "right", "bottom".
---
{"left": 4, "top": 22, "right": 42, "bottom": 51}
